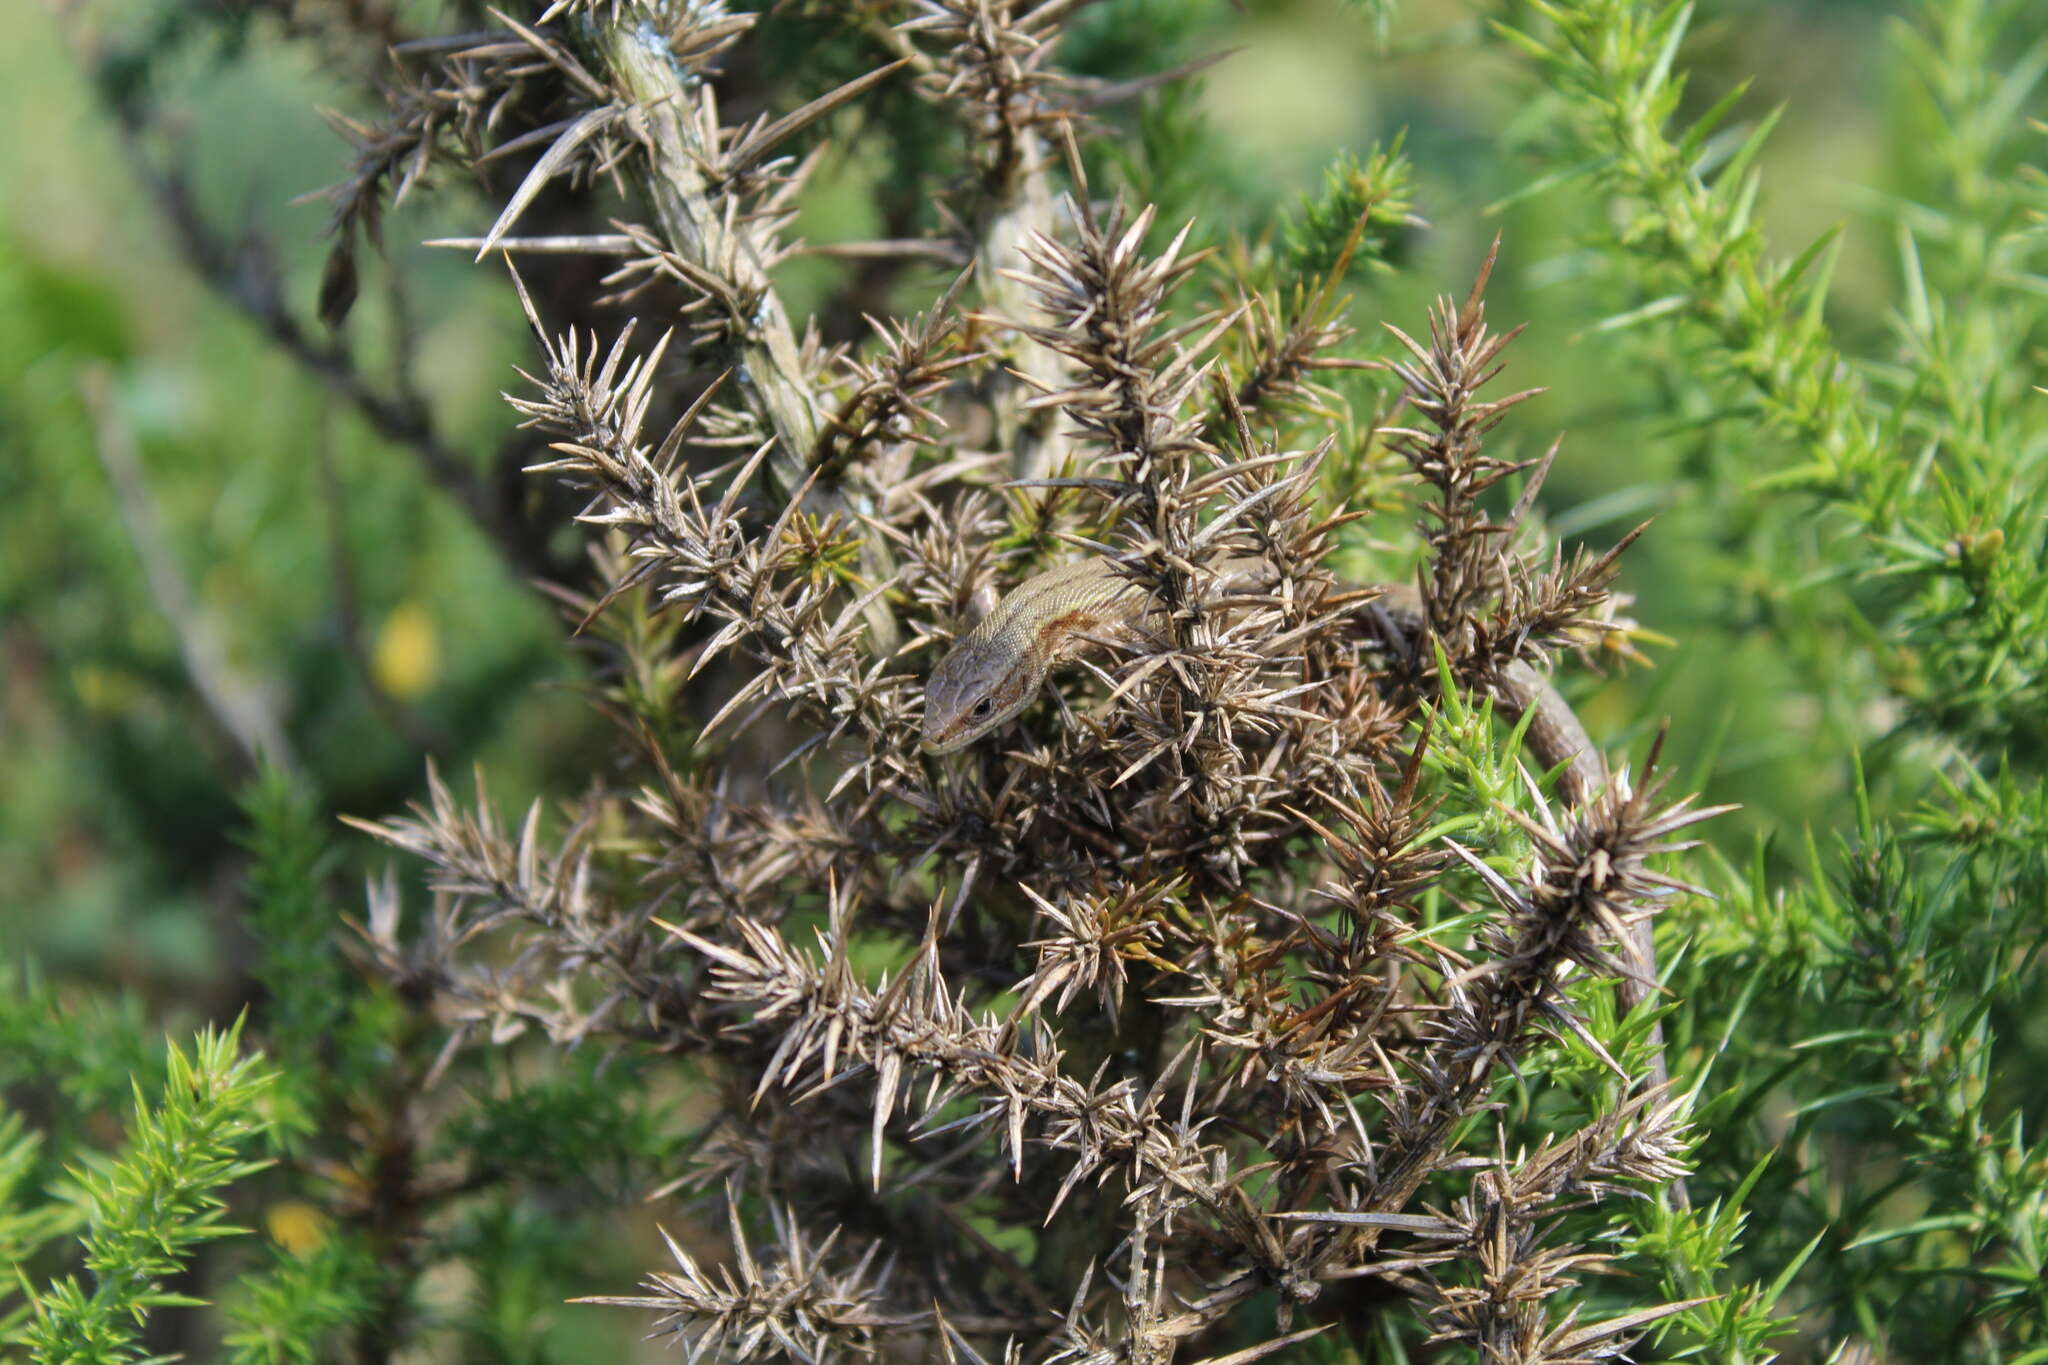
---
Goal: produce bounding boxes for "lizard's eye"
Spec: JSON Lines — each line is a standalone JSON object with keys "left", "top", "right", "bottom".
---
{"left": 971, "top": 697, "right": 994, "bottom": 719}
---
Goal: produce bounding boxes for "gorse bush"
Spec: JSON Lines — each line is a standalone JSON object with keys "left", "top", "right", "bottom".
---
{"left": 326, "top": 4, "right": 1730, "bottom": 1354}
{"left": 1, "top": 0, "right": 2043, "bottom": 1362}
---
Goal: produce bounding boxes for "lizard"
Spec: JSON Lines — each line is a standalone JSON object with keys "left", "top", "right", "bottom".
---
{"left": 919, "top": 555, "right": 1673, "bottom": 1098}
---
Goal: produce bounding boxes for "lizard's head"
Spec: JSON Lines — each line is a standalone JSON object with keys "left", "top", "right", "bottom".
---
{"left": 921, "top": 629, "right": 1041, "bottom": 755}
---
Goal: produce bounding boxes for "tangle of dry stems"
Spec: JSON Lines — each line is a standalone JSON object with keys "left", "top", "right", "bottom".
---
{"left": 316, "top": 2, "right": 1725, "bottom": 1360}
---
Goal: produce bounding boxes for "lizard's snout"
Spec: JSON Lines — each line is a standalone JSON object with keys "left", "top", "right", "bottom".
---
{"left": 919, "top": 713, "right": 968, "bottom": 755}
{"left": 919, "top": 691, "right": 959, "bottom": 754}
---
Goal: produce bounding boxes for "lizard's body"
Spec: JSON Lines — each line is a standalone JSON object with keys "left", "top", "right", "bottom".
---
{"left": 920, "top": 556, "right": 1669, "bottom": 1091}
{"left": 921, "top": 558, "right": 1153, "bottom": 757}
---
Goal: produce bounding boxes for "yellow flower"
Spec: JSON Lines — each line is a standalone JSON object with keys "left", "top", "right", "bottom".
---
{"left": 372, "top": 601, "right": 439, "bottom": 700}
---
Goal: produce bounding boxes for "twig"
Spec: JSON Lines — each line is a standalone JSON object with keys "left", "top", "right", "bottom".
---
{"left": 80, "top": 367, "right": 300, "bottom": 779}
{"left": 78, "top": 38, "right": 543, "bottom": 584}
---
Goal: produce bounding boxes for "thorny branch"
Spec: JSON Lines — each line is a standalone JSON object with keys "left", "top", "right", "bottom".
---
{"left": 267, "top": 2, "right": 1726, "bottom": 1360}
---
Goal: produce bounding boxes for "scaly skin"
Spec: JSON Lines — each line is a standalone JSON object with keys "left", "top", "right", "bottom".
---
{"left": 921, "top": 559, "right": 1149, "bottom": 755}
{"left": 920, "top": 557, "right": 1672, "bottom": 1100}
